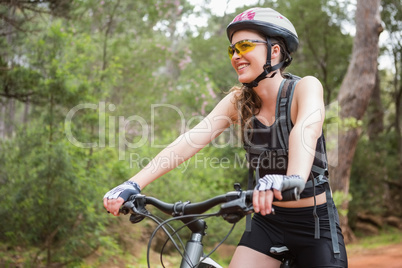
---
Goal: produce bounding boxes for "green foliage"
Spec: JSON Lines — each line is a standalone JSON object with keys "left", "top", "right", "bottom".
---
{"left": 347, "top": 226, "right": 402, "bottom": 249}
{"left": 0, "top": 62, "right": 42, "bottom": 103}
{"left": 325, "top": 101, "right": 364, "bottom": 130}
{"left": 0, "top": 6, "right": 127, "bottom": 265}
{"left": 0, "top": 124, "right": 111, "bottom": 265}
{"left": 332, "top": 191, "right": 352, "bottom": 217}
{"left": 349, "top": 131, "right": 401, "bottom": 228}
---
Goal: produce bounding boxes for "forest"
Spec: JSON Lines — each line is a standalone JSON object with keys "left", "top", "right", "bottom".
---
{"left": 0, "top": 0, "right": 401, "bottom": 267}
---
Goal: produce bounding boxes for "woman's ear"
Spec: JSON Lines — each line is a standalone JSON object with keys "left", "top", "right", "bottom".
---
{"left": 271, "top": 44, "right": 281, "bottom": 60}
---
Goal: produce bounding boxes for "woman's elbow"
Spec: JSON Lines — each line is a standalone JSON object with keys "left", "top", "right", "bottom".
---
{"left": 302, "top": 124, "right": 322, "bottom": 145}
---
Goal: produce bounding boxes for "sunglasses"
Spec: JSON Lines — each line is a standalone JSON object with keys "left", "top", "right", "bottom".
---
{"left": 228, "top": 39, "right": 267, "bottom": 59}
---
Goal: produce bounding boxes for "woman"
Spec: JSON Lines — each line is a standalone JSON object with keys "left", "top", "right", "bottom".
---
{"left": 104, "top": 7, "right": 348, "bottom": 267}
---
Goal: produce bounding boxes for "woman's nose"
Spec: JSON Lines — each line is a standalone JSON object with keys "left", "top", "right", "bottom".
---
{"left": 232, "top": 50, "right": 241, "bottom": 60}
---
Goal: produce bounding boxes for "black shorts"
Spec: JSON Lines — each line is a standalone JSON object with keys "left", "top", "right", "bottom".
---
{"left": 238, "top": 201, "right": 348, "bottom": 267}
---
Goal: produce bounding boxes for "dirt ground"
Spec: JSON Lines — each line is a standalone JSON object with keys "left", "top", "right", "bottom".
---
{"left": 348, "top": 242, "right": 402, "bottom": 268}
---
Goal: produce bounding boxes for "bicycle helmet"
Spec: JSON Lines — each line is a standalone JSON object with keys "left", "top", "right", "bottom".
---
{"left": 227, "top": 7, "right": 299, "bottom": 87}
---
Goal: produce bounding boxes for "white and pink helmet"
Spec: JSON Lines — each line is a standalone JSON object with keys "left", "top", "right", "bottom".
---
{"left": 227, "top": 7, "right": 299, "bottom": 53}
{"left": 227, "top": 8, "right": 299, "bottom": 87}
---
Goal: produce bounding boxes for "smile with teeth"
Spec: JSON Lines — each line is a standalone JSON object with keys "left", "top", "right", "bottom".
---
{"left": 237, "top": 64, "right": 249, "bottom": 71}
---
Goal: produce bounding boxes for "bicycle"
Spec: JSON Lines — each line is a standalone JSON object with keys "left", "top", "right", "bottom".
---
{"left": 120, "top": 183, "right": 299, "bottom": 268}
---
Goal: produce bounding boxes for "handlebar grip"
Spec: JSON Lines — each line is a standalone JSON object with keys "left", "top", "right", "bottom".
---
{"left": 280, "top": 187, "right": 300, "bottom": 201}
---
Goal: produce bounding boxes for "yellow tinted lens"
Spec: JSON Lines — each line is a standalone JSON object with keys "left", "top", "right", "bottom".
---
{"left": 228, "top": 46, "right": 235, "bottom": 59}
{"left": 228, "top": 40, "right": 257, "bottom": 59}
{"left": 235, "top": 41, "right": 256, "bottom": 55}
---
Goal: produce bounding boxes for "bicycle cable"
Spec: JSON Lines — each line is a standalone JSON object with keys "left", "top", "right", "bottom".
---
{"left": 199, "top": 222, "right": 237, "bottom": 265}
{"left": 159, "top": 213, "right": 220, "bottom": 268}
{"left": 149, "top": 211, "right": 238, "bottom": 268}
{"left": 127, "top": 209, "right": 189, "bottom": 268}
{"left": 149, "top": 212, "right": 220, "bottom": 268}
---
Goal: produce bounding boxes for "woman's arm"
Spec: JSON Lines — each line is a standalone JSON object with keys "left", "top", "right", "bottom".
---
{"left": 104, "top": 92, "right": 238, "bottom": 215}
{"left": 287, "top": 76, "right": 325, "bottom": 180}
{"left": 254, "top": 76, "right": 325, "bottom": 215}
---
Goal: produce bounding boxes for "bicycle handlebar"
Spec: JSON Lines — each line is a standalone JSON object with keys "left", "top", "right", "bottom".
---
{"left": 121, "top": 188, "right": 254, "bottom": 223}
{"left": 121, "top": 184, "right": 300, "bottom": 225}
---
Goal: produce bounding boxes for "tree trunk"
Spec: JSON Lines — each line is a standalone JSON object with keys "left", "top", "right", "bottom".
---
{"left": 327, "top": 0, "right": 382, "bottom": 243}
{"left": 0, "top": 101, "right": 5, "bottom": 139}
{"left": 393, "top": 49, "right": 402, "bottom": 182}
{"left": 5, "top": 98, "right": 15, "bottom": 137}
{"left": 23, "top": 100, "right": 30, "bottom": 125}
{"left": 367, "top": 69, "right": 384, "bottom": 140}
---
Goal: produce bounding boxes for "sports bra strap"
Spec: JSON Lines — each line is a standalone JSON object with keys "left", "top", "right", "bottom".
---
{"left": 276, "top": 79, "right": 298, "bottom": 150}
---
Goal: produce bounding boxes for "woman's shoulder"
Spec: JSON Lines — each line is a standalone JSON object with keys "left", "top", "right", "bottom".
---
{"left": 223, "top": 86, "right": 243, "bottom": 108}
{"left": 289, "top": 75, "right": 325, "bottom": 125}
{"left": 294, "top": 76, "right": 323, "bottom": 96}
{"left": 220, "top": 88, "right": 239, "bottom": 104}
{"left": 228, "top": 85, "right": 242, "bottom": 98}
{"left": 206, "top": 88, "right": 240, "bottom": 122}
{"left": 298, "top": 75, "right": 322, "bottom": 84}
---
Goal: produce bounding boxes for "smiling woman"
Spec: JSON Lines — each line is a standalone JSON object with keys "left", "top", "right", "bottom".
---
{"left": 103, "top": 6, "right": 348, "bottom": 268}
{"left": 224, "top": 7, "right": 348, "bottom": 267}
{"left": 230, "top": 32, "right": 270, "bottom": 85}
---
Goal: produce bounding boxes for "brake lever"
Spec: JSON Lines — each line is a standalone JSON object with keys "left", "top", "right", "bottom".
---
{"left": 219, "top": 191, "right": 254, "bottom": 224}
{"left": 120, "top": 194, "right": 149, "bottom": 224}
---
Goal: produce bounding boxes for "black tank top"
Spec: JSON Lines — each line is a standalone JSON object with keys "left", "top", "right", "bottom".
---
{"left": 244, "top": 81, "right": 327, "bottom": 198}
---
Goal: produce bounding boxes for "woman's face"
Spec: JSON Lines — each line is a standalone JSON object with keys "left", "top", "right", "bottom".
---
{"left": 230, "top": 30, "right": 267, "bottom": 84}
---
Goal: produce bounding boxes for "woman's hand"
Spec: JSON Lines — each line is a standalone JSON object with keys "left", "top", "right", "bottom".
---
{"left": 103, "top": 181, "right": 141, "bottom": 216}
{"left": 103, "top": 197, "right": 125, "bottom": 216}
{"left": 252, "top": 174, "right": 305, "bottom": 215}
{"left": 253, "top": 188, "right": 282, "bottom": 215}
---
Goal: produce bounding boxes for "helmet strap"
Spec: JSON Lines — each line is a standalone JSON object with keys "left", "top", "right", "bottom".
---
{"left": 243, "top": 38, "right": 285, "bottom": 88}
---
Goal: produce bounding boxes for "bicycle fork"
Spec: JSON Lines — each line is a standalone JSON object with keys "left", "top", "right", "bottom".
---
{"left": 180, "top": 218, "right": 222, "bottom": 268}
{"left": 181, "top": 232, "right": 222, "bottom": 268}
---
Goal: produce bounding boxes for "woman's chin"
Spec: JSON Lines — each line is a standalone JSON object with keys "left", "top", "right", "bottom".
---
{"left": 238, "top": 76, "right": 253, "bottom": 84}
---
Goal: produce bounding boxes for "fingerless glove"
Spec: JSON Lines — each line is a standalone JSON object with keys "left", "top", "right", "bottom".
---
{"left": 255, "top": 174, "right": 305, "bottom": 193}
{"left": 103, "top": 181, "right": 141, "bottom": 201}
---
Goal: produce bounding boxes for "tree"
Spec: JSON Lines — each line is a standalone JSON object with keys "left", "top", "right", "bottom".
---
{"left": 328, "top": 0, "right": 383, "bottom": 242}
{"left": 366, "top": 70, "right": 384, "bottom": 139}
{"left": 0, "top": 0, "right": 75, "bottom": 138}
{"left": 282, "top": 0, "right": 354, "bottom": 105}
{"left": 381, "top": 0, "right": 402, "bottom": 182}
